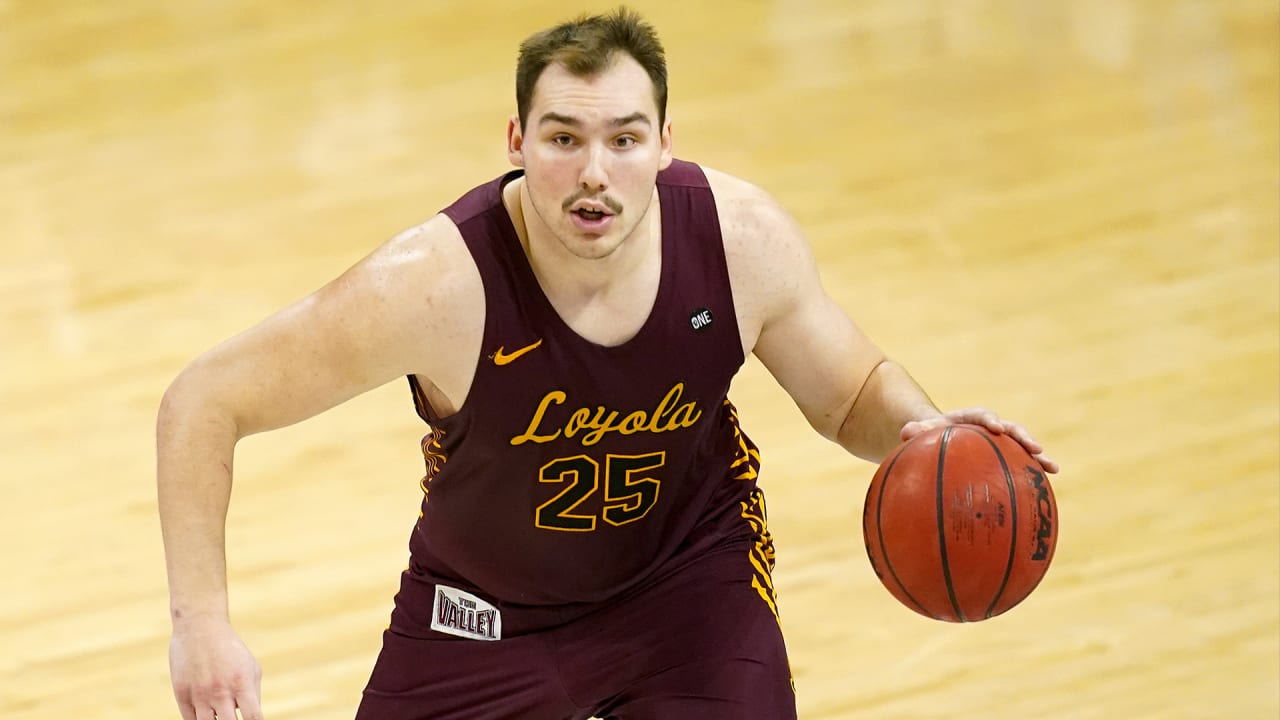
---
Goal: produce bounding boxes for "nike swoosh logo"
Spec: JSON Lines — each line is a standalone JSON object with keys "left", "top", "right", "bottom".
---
{"left": 493, "top": 339, "right": 543, "bottom": 366}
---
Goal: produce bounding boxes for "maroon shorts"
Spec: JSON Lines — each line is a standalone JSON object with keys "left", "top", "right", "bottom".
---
{"left": 355, "top": 539, "right": 797, "bottom": 720}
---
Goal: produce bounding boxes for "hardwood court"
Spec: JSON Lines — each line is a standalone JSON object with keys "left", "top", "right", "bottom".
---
{"left": 2, "top": 1, "right": 1276, "bottom": 718}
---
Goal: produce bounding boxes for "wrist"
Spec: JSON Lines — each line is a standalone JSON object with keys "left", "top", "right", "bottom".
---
{"left": 169, "top": 601, "right": 230, "bottom": 629}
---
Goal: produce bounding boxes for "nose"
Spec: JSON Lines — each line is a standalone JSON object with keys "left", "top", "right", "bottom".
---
{"left": 579, "top": 142, "right": 608, "bottom": 193}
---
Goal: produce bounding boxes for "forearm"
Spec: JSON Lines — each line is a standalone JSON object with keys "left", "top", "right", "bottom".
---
{"left": 835, "top": 360, "right": 942, "bottom": 463}
{"left": 156, "top": 374, "right": 240, "bottom": 626}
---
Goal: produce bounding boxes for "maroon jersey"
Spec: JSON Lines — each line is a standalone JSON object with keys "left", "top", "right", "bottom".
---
{"left": 403, "top": 160, "right": 761, "bottom": 607}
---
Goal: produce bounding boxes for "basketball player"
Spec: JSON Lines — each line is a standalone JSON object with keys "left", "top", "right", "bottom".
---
{"left": 158, "top": 8, "right": 1058, "bottom": 720}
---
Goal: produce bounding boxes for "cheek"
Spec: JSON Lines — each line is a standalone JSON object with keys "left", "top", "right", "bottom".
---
{"left": 524, "top": 160, "right": 571, "bottom": 198}
{"left": 528, "top": 153, "right": 577, "bottom": 183}
{"left": 617, "top": 170, "right": 660, "bottom": 204}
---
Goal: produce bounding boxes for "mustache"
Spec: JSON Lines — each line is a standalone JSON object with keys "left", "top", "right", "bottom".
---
{"left": 562, "top": 191, "right": 623, "bottom": 215}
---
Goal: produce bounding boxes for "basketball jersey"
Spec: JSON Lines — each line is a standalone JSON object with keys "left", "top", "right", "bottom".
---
{"left": 403, "top": 159, "right": 762, "bottom": 607}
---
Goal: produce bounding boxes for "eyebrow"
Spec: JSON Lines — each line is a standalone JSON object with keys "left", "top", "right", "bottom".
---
{"left": 611, "top": 112, "right": 652, "bottom": 127}
{"left": 538, "top": 111, "right": 652, "bottom": 128}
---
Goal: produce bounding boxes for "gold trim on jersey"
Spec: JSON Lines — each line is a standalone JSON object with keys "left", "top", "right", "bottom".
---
{"left": 725, "top": 400, "right": 760, "bottom": 481}
{"left": 741, "top": 486, "right": 795, "bottom": 693}
{"left": 740, "top": 488, "right": 781, "bottom": 625}
{"left": 419, "top": 427, "right": 449, "bottom": 500}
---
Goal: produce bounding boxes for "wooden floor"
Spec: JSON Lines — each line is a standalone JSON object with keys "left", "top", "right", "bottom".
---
{"left": 2, "top": 1, "right": 1277, "bottom": 718}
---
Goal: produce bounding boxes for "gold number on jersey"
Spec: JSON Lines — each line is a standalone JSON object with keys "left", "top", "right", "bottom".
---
{"left": 535, "top": 455, "right": 600, "bottom": 532}
{"left": 535, "top": 451, "right": 666, "bottom": 532}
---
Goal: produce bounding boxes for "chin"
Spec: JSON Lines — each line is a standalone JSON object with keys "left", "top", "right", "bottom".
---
{"left": 562, "top": 233, "right": 624, "bottom": 260}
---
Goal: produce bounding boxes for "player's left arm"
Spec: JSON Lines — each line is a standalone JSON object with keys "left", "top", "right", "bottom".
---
{"left": 712, "top": 169, "right": 1057, "bottom": 471}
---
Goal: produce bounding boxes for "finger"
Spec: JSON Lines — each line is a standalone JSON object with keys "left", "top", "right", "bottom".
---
{"left": 214, "top": 700, "right": 241, "bottom": 720}
{"left": 947, "top": 407, "right": 998, "bottom": 433}
{"left": 194, "top": 704, "right": 216, "bottom": 720}
{"left": 900, "top": 418, "right": 941, "bottom": 441}
{"left": 174, "top": 688, "right": 199, "bottom": 720}
{"left": 999, "top": 422, "right": 1058, "bottom": 473}
{"left": 232, "top": 666, "right": 265, "bottom": 720}
{"left": 236, "top": 690, "right": 265, "bottom": 720}
{"left": 976, "top": 409, "right": 1003, "bottom": 433}
{"left": 1003, "top": 422, "right": 1043, "bottom": 454}
{"left": 1033, "top": 453, "right": 1061, "bottom": 474}
{"left": 172, "top": 676, "right": 197, "bottom": 717}
{"left": 899, "top": 420, "right": 923, "bottom": 441}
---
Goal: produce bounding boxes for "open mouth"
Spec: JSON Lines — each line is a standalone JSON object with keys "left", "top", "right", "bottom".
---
{"left": 565, "top": 196, "right": 620, "bottom": 233}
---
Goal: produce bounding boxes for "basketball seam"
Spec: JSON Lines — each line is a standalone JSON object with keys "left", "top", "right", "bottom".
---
{"left": 961, "top": 426, "right": 1020, "bottom": 620}
{"left": 872, "top": 439, "right": 931, "bottom": 618}
{"left": 999, "top": 464, "right": 1057, "bottom": 611}
{"left": 935, "top": 426, "right": 966, "bottom": 622}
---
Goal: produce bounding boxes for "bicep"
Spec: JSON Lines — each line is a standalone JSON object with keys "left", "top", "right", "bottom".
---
{"left": 184, "top": 283, "right": 403, "bottom": 437}
{"left": 176, "top": 219, "right": 471, "bottom": 437}
{"left": 715, "top": 174, "right": 884, "bottom": 440}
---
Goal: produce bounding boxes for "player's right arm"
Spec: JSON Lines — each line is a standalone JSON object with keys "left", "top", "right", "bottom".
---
{"left": 157, "top": 214, "right": 481, "bottom": 720}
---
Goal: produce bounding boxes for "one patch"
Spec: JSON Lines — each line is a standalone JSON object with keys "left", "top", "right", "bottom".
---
{"left": 689, "top": 307, "right": 713, "bottom": 332}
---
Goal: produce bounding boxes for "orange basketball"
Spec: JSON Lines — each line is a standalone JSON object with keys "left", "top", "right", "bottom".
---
{"left": 862, "top": 424, "right": 1058, "bottom": 622}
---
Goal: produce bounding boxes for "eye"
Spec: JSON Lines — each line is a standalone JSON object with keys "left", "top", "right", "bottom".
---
{"left": 615, "top": 135, "right": 638, "bottom": 148}
{"left": 551, "top": 134, "right": 575, "bottom": 147}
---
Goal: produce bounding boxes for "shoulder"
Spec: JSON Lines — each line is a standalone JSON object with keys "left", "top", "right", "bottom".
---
{"left": 701, "top": 165, "right": 808, "bottom": 262}
{"left": 357, "top": 213, "right": 479, "bottom": 299}
{"left": 700, "top": 164, "right": 773, "bottom": 209}
{"left": 699, "top": 165, "right": 819, "bottom": 347}
{"left": 330, "top": 213, "right": 483, "bottom": 363}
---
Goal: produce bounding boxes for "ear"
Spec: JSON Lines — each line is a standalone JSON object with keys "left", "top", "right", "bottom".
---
{"left": 507, "top": 115, "right": 525, "bottom": 167}
{"left": 657, "top": 117, "right": 673, "bottom": 171}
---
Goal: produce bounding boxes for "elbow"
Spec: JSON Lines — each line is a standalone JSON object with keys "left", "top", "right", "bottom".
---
{"left": 157, "top": 367, "right": 199, "bottom": 434}
{"left": 156, "top": 364, "right": 241, "bottom": 446}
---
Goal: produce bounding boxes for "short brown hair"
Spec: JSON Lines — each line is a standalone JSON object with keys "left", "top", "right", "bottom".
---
{"left": 515, "top": 7, "right": 668, "bottom": 130}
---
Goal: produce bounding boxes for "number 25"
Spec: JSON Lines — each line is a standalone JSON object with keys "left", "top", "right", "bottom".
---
{"left": 535, "top": 452, "right": 665, "bottom": 532}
